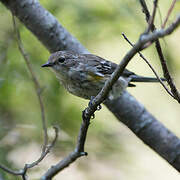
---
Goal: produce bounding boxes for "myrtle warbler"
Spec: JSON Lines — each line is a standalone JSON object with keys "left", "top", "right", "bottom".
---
{"left": 42, "top": 51, "right": 164, "bottom": 100}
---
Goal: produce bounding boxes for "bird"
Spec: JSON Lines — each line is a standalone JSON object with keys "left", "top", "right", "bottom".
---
{"left": 42, "top": 51, "right": 165, "bottom": 100}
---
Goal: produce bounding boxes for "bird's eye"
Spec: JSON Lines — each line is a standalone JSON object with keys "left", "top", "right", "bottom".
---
{"left": 57, "top": 57, "right": 65, "bottom": 63}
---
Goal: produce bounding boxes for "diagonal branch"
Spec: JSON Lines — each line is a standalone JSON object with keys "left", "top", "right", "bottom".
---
{"left": 162, "top": 0, "right": 177, "bottom": 28}
{"left": 0, "top": 126, "right": 58, "bottom": 179}
{"left": 146, "top": 0, "right": 158, "bottom": 34}
{"left": 122, "top": 33, "right": 174, "bottom": 98}
{"left": 87, "top": 15, "right": 180, "bottom": 112}
{"left": 41, "top": 115, "right": 89, "bottom": 179}
{"left": 42, "top": 16, "right": 180, "bottom": 179}
{"left": 139, "top": 0, "right": 180, "bottom": 103}
{"left": 1, "top": 0, "right": 180, "bottom": 175}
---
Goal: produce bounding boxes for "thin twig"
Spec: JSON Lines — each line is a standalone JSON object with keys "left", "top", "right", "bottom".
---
{"left": 139, "top": 0, "right": 151, "bottom": 22}
{"left": 89, "top": 15, "right": 180, "bottom": 108}
{"left": 142, "top": 0, "right": 158, "bottom": 49}
{"left": 12, "top": 15, "right": 49, "bottom": 152}
{"left": 1, "top": 0, "right": 180, "bottom": 174}
{"left": 0, "top": 127, "right": 58, "bottom": 178}
{"left": 162, "top": 0, "right": 177, "bottom": 28}
{"left": 139, "top": 0, "right": 180, "bottom": 103}
{"left": 41, "top": 117, "right": 89, "bottom": 179}
{"left": 0, "top": 164, "right": 23, "bottom": 176}
{"left": 146, "top": 0, "right": 158, "bottom": 33}
{"left": 24, "top": 126, "right": 59, "bottom": 169}
{"left": 0, "top": 15, "right": 58, "bottom": 178}
{"left": 41, "top": 14, "right": 180, "bottom": 180}
{"left": 122, "top": 33, "right": 174, "bottom": 98}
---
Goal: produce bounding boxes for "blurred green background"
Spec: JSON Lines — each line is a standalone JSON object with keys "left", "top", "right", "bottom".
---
{"left": 0, "top": 0, "right": 180, "bottom": 179}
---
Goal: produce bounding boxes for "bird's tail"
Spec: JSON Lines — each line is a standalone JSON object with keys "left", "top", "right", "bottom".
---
{"left": 130, "top": 75, "right": 166, "bottom": 82}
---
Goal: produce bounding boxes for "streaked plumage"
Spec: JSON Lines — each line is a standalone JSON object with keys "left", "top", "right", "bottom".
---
{"left": 42, "top": 51, "right": 164, "bottom": 99}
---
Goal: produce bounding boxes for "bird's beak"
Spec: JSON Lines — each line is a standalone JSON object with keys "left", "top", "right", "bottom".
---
{"left": 41, "top": 62, "right": 53, "bottom": 67}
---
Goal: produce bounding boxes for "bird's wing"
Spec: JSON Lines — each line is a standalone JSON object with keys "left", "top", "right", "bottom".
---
{"left": 77, "top": 54, "right": 162, "bottom": 84}
{"left": 82, "top": 54, "right": 135, "bottom": 77}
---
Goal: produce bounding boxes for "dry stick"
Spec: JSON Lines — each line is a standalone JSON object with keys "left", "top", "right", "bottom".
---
{"left": 162, "top": 0, "right": 177, "bottom": 28}
{"left": 139, "top": 0, "right": 151, "bottom": 22}
{"left": 122, "top": 33, "right": 174, "bottom": 98}
{"left": 41, "top": 117, "right": 89, "bottom": 179}
{"left": 12, "top": 15, "right": 48, "bottom": 153}
{"left": 0, "top": 165, "right": 23, "bottom": 176}
{"left": 139, "top": 0, "right": 158, "bottom": 50}
{"left": 139, "top": 0, "right": 180, "bottom": 103}
{"left": 41, "top": 15, "right": 180, "bottom": 180}
{"left": 142, "top": 0, "right": 158, "bottom": 49}
{"left": 90, "top": 16, "right": 179, "bottom": 110}
{"left": 24, "top": 126, "right": 59, "bottom": 169}
{"left": 146, "top": 0, "right": 158, "bottom": 34}
{"left": 0, "top": 16, "right": 58, "bottom": 179}
{"left": 12, "top": 15, "right": 59, "bottom": 173}
{"left": 0, "top": 126, "right": 58, "bottom": 178}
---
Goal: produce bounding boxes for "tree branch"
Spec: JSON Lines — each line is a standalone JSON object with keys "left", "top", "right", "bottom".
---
{"left": 122, "top": 33, "right": 174, "bottom": 98}
{"left": 41, "top": 115, "right": 89, "bottom": 179}
{"left": 84, "top": 15, "right": 180, "bottom": 118}
{"left": 1, "top": 0, "right": 180, "bottom": 174}
{"left": 139, "top": 0, "right": 180, "bottom": 103}
{"left": 0, "top": 127, "right": 58, "bottom": 179}
{"left": 1, "top": 0, "right": 88, "bottom": 54}
{"left": 0, "top": 14, "right": 60, "bottom": 180}
{"left": 146, "top": 0, "right": 158, "bottom": 34}
{"left": 42, "top": 15, "right": 180, "bottom": 179}
{"left": 104, "top": 91, "right": 180, "bottom": 172}
{"left": 162, "top": 0, "right": 177, "bottom": 28}
{"left": 12, "top": 15, "right": 48, "bottom": 154}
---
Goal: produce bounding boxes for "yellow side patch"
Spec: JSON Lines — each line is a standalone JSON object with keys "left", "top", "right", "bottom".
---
{"left": 87, "top": 72, "right": 104, "bottom": 82}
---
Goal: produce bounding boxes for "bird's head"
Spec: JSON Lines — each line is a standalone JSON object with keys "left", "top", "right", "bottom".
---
{"left": 41, "top": 51, "right": 79, "bottom": 81}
